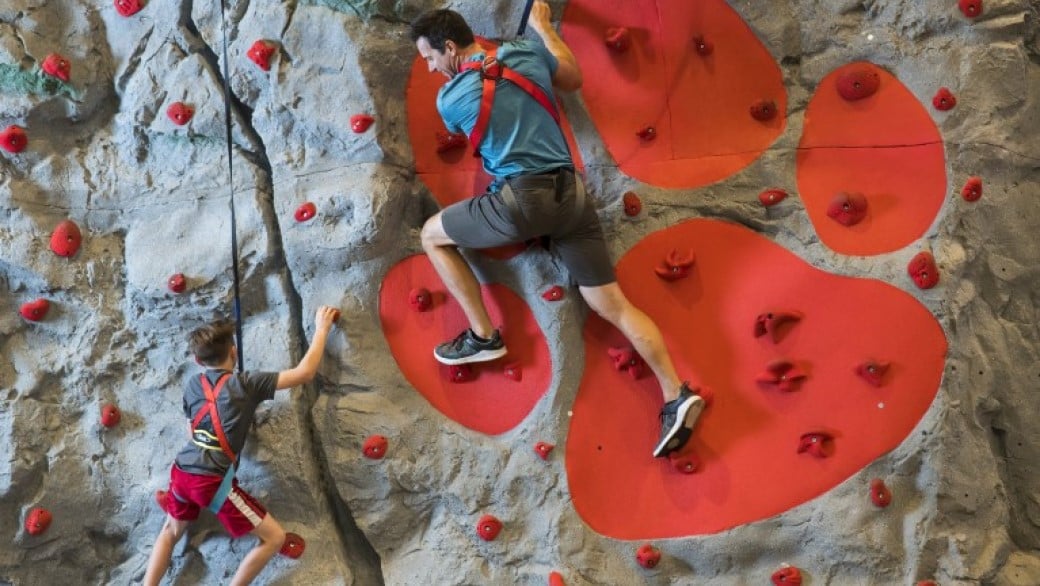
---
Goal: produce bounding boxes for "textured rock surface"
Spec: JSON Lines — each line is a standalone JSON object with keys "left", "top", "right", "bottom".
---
{"left": 2, "top": 0, "right": 1039, "bottom": 585}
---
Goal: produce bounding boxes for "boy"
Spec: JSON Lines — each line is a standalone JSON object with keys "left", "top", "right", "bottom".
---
{"left": 144, "top": 306, "right": 339, "bottom": 586}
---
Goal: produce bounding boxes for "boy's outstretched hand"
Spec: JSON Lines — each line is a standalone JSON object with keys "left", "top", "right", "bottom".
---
{"left": 315, "top": 305, "right": 340, "bottom": 332}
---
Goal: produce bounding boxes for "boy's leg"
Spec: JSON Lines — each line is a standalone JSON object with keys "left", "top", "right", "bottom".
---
{"left": 144, "top": 515, "right": 190, "bottom": 586}
{"left": 229, "top": 513, "right": 286, "bottom": 586}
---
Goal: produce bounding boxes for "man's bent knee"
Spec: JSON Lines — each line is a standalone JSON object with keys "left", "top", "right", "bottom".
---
{"left": 421, "top": 213, "right": 455, "bottom": 250}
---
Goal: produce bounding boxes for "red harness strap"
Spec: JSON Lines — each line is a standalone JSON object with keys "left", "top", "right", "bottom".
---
{"left": 190, "top": 373, "right": 237, "bottom": 462}
{"left": 458, "top": 50, "right": 561, "bottom": 154}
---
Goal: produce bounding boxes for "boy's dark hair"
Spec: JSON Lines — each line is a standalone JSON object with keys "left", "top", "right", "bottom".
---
{"left": 409, "top": 9, "right": 475, "bottom": 52}
{"left": 189, "top": 319, "right": 236, "bottom": 366}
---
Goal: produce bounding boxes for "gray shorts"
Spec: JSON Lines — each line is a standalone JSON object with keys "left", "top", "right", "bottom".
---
{"left": 441, "top": 168, "right": 616, "bottom": 287}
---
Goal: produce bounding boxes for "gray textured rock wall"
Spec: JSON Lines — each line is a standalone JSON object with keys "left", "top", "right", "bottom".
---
{"left": 2, "top": 0, "right": 1039, "bottom": 585}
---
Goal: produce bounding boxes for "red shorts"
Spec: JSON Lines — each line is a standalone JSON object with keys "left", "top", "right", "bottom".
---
{"left": 162, "top": 465, "right": 267, "bottom": 538}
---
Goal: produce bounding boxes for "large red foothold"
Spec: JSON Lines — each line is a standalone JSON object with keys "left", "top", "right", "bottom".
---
{"left": 549, "top": 571, "right": 566, "bottom": 586}
{"left": 476, "top": 514, "right": 503, "bottom": 541}
{"left": 350, "top": 114, "right": 374, "bottom": 133}
{"left": 771, "top": 566, "right": 803, "bottom": 585}
{"left": 0, "top": 125, "right": 28, "bottom": 153}
{"left": 756, "top": 360, "right": 808, "bottom": 393}
{"left": 42, "top": 53, "right": 71, "bottom": 82}
{"left": 362, "top": 434, "right": 388, "bottom": 459}
{"left": 534, "top": 441, "right": 554, "bottom": 460}
{"left": 166, "top": 102, "right": 194, "bottom": 126}
{"left": 753, "top": 310, "right": 802, "bottom": 343}
{"left": 855, "top": 360, "right": 890, "bottom": 387}
{"left": 958, "top": 0, "right": 982, "bottom": 18}
{"left": 797, "top": 431, "right": 834, "bottom": 458}
{"left": 622, "top": 191, "right": 642, "bottom": 217}
{"left": 51, "top": 219, "right": 83, "bottom": 257}
{"left": 635, "top": 543, "right": 661, "bottom": 569}
{"left": 654, "top": 249, "right": 695, "bottom": 281}
{"left": 916, "top": 581, "right": 938, "bottom": 586}
{"left": 961, "top": 176, "right": 982, "bottom": 202}
{"left": 448, "top": 364, "right": 476, "bottom": 383}
{"left": 692, "top": 35, "right": 714, "bottom": 56}
{"left": 870, "top": 478, "right": 892, "bottom": 507}
{"left": 636, "top": 126, "right": 657, "bottom": 141}
{"left": 759, "top": 188, "right": 788, "bottom": 207}
{"left": 826, "top": 191, "right": 869, "bottom": 227}
{"left": 20, "top": 299, "right": 50, "bottom": 322}
{"left": 607, "top": 346, "right": 646, "bottom": 380}
{"left": 932, "top": 87, "right": 957, "bottom": 111}
{"left": 435, "top": 130, "right": 468, "bottom": 153}
{"left": 408, "top": 287, "right": 432, "bottom": 312}
{"left": 280, "top": 532, "right": 306, "bottom": 559}
{"left": 907, "top": 252, "right": 939, "bottom": 289}
{"left": 604, "top": 27, "right": 631, "bottom": 53}
{"left": 247, "top": 40, "right": 277, "bottom": 71}
{"left": 168, "top": 273, "right": 187, "bottom": 294}
{"left": 750, "top": 99, "right": 778, "bottom": 122}
{"left": 503, "top": 362, "right": 522, "bottom": 382}
{"left": 294, "top": 202, "right": 316, "bottom": 222}
{"left": 24, "top": 507, "right": 52, "bottom": 536}
{"left": 114, "top": 0, "right": 144, "bottom": 17}
{"left": 669, "top": 451, "right": 699, "bottom": 474}
{"left": 100, "top": 403, "right": 121, "bottom": 428}
{"left": 836, "top": 66, "right": 881, "bottom": 101}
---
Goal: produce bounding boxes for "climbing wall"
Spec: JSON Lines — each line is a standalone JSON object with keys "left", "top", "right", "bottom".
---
{"left": 3, "top": 0, "right": 1040, "bottom": 585}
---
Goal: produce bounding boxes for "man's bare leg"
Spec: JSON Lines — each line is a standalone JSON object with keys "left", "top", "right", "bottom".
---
{"left": 421, "top": 212, "right": 495, "bottom": 338}
{"left": 229, "top": 514, "right": 286, "bottom": 586}
{"left": 144, "top": 515, "right": 190, "bottom": 586}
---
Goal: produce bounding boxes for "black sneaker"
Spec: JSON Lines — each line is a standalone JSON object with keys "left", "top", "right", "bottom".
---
{"left": 652, "top": 382, "right": 705, "bottom": 458}
{"left": 433, "top": 329, "right": 507, "bottom": 365}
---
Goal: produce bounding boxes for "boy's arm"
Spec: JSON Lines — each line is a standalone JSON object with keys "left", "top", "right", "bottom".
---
{"left": 527, "top": 0, "right": 582, "bottom": 92}
{"left": 276, "top": 305, "right": 339, "bottom": 391}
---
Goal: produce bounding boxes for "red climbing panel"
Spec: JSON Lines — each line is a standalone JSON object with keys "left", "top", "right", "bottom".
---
{"left": 566, "top": 219, "right": 947, "bottom": 538}
{"left": 379, "top": 254, "right": 552, "bottom": 435}
{"left": 561, "top": 0, "right": 786, "bottom": 189}
{"left": 796, "top": 62, "right": 947, "bottom": 256}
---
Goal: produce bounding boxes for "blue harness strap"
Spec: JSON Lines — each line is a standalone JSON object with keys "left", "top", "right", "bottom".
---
{"left": 207, "top": 464, "right": 236, "bottom": 514}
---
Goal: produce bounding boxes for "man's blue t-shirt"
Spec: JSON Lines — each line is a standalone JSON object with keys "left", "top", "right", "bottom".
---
{"left": 436, "top": 39, "right": 572, "bottom": 179}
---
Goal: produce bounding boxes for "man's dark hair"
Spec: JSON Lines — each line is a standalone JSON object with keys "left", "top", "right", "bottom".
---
{"left": 189, "top": 319, "right": 236, "bottom": 366}
{"left": 409, "top": 9, "right": 475, "bottom": 52}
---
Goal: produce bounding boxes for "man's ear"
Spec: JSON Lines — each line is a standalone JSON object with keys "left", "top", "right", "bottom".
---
{"left": 444, "top": 39, "right": 456, "bottom": 55}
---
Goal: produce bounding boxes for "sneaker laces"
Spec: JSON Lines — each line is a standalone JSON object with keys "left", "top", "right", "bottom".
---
{"left": 448, "top": 330, "right": 471, "bottom": 352}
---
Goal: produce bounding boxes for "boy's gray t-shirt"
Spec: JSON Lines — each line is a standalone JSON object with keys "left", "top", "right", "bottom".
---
{"left": 174, "top": 369, "right": 278, "bottom": 476}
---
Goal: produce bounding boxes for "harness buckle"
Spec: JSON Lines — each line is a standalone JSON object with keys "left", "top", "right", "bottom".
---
{"left": 480, "top": 58, "right": 503, "bottom": 81}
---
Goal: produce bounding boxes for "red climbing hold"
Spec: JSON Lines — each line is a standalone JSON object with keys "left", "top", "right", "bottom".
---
{"left": 753, "top": 310, "right": 802, "bottom": 343}
{"left": 692, "top": 385, "right": 714, "bottom": 406}
{"left": 604, "top": 27, "right": 631, "bottom": 53}
{"left": 100, "top": 403, "right": 121, "bottom": 428}
{"left": 280, "top": 532, "right": 306, "bottom": 559}
{"left": 654, "top": 249, "right": 695, "bottom": 281}
{"left": 542, "top": 285, "right": 564, "bottom": 302}
{"left": 476, "top": 514, "right": 503, "bottom": 541}
{"left": 635, "top": 543, "right": 661, "bottom": 569}
{"left": 435, "top": 130, "right": 468, "bottom": 153}
{"left": 959, "top": 0, "right": 982, "bottom": 18}
{"left": 669, "top": 451, "right": 699, "bottom": 474}
{"left": 759, "top": 188, "right": 788, "bottom": 207}
{"left": 855, "top": 360, "right": 890, "bottom": 387}
{"left": 622, "top": 191, "right": 642, "bottom": 217}
{"left": 607, "top": 346, "right": 646, "bottom": 380}
{"left": 836, "top": 65, "right": 881, "bottom": 101}
{"left": 350, "top": 114, "right": 374, "bottom": 133}
{"left": 42, "top": 53, "right": 71, "bottom": 82}
{"left": 549, "top": 571, "right": 566, "bottom": 586}
{"left": 168, "top": 273, "right": 187, "bottom": 294}
{"left": 166, "top": 102, "right": 194, "bottom": 126}
{"left": 408, "top": 287, "right": 432, "bottom": 312}
{"left": 247, "top": 40, "right": 277, "bottom": 71}
{"left": 870, "top": 478, "right": 892, "bottom": 507}
{"left": 771, "top": 566, "right": 803, "bottom": 585}
{"left": 932, "top": 87, "right": 957, "bottom": 111}
{"left": 114, "top": 0, "right": 143, "bottom": 17}
{"left": 448, "top": 364, "right": 476, "bottom": 383}
{"left": 362, "top": 434, "right": 388, "bottom": 459}
{"left": 0, "top": 125, "right": 28, "bottom": 153}
{"left": 907, "top": 251, "right": 939, "bottom": 289}
{"left": 20, "top": 299, "right": 49, "bottom": 322}
{"left": 826, "top": 192, "right": 869, "bottom": 227}
{"left": 797, "top": 431, "right": 834, "bottom": 458}
{"left": 750, "top": 99, "right": 778, "bottom": 122}
{"left": 294, "top": 202, "right": 316, "bottom": 222}
{"left": 534, "top": 441, "right": 554, "bottom": 460}
{"left": 636, "top": 126, "right": 657, "bottom": 141}
{"left": 756, "top": 360, "right": 808, "bottom": 393}
{"left": 961, "top": 176, "right": 982, "bottom": 202}
{"left": 693, "top": 35, "right": 714, "bottom": 56}
{"left": 24, "top": 507, "right": 52, "bottom": 536}
{"left": 917, "top": 581, "right": 938, "bottom": 586}
{"left": 51, "top": 219, "right": 82, "bottom": 257}
{"left": 503, "top": 362, "right": 522, "bottom": 382}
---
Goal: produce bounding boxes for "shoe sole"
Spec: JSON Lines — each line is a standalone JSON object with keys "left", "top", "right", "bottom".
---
{"left": 433, "top": 346, "right": 508, "bottom": 366}
{"left": 652, "top": 395, "right": 705, "bottom": 458}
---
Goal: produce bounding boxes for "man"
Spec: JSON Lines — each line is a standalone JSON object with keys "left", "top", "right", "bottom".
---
{"left": 409, "top": 3, "right": 704, "bottom": 458}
